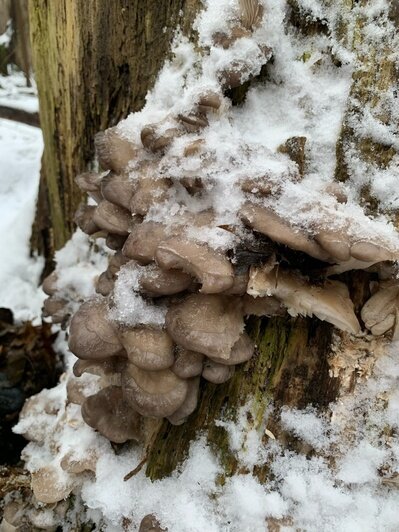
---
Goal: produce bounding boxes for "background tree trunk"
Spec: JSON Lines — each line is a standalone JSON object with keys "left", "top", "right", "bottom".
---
{"left": 29, "top": 0, "right": 201, "bottom": 271}
{"left": 29, "top": 0, "right": 396, "bottom": 486}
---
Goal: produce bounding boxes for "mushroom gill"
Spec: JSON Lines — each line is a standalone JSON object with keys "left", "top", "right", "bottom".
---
{"left": 248, "top": 265, "right": 361, "bottom": 335}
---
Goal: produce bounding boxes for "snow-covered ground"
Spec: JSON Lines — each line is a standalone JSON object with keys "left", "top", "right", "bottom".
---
{"left": 0, "top": 74, "right": 44, "bottom": 322}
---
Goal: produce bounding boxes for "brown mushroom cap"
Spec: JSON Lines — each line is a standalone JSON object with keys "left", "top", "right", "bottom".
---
{"left": 75, "top": 172, "right": 103, "bottom": 203}
{"left": 122, "top": 222, "right": 173, "bottom": 265}
{"left": 60, "top": 450, "right": 97, "bottom": 474}
{"left": 171, "top": 347, "right": 204, "bottom": 378}
{"left": 81, "top": 385, "right": 142, "bottom": 443}
{"left": 92, "top": 200, "right": 132, "bottom": 235}
{"left": 350, "top": 241, "right": 395, "bottom": 262}
{"left": 106, "top": 233, "right": 128, "bottom": 251}
{"left": 248, "top": 265, "right": 361, "bottom": 334}
{"left": 222, "top": 271, "right": 249, "bottom": 295}
{"left": 96, "top": 271, "right": 114, "bottom": 296}
{"left": 209, "top": 332, "right": 254, "bottom": 366}
{"left": 213, "top": 26, "right": 251, "bottom": 49}
{"left": 202, "top": 360, "right": 235, "bottom": 383}
{"left": 240, "top": 202, "right": 330, "bottom": 261}
{"left": 31, "top": 465, "right": 73, "bottom": 504}
{"left": 107, "top": 251, "right": 130, "bottom": 276}
{"left": 139, "top": 514, "right": 167, "bottom": 532}
{"left": 130, "top": 177, "right": 171, "bottom": 216}
{"left": 177, "top": 113, "right": 208, "bottom": 133}
{"left": 361, "top": 283, "right": 399, "bottom": 335}
{"left": 120, "top": 327, "right": 175, "bottom": 370}
{"left": 95, "top": 127, "right": 138, "bottom": 173}
{"left": 42, "top": 296, "right": 69, "bottom": 324}
{"left": 74, "top": 204, "right": 101, "bottom": 236}
{"left": 101, "top": 172, "right": 137, "bottom": 210}
{"left": 165, "top": 294, "right": 244, "bottom": 358}
{"left": 196, "top": 92, "right": 222, "bottom": 114}
{"left": 141, "top": 124, "right": 182, "bottom": 153}
{"left": 122, "top": 364, "right": 188, "bottom": 418}
{"left": 167, "top": 377, "right": 200, "bottom": 425}
{"left": 42, "top": 271, "right": 59, "bottom": 296}
{"left": 138, "top": 264, "right": 193, "bottom": 297}
{"left": 315, "top": 230, "right": 351, "bottom": 262}
{"left": 183, "top": 139, "right": 205, "bottom": 157}
{"left": 68, "top": 300, "right": 123, "bottom": 360}
{"left": 155, "top": 237, "right": 234, "bottom": 294}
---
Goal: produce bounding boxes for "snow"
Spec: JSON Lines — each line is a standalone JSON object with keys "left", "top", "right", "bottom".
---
{"left": 0, "top": 71, "right": 39, "bottom": 113}
{"left": 0, "top": 117, "right": 44, "bottom": 322}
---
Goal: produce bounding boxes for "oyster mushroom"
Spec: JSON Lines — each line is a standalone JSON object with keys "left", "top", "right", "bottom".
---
{"left": 315, "top": 229, "right": 351, "bottom": 262}
{"left": 196, "top": 92, "right": 222, "bottom": 114}
{"left": 42, "top": 271, "right": 58, "bottom": 296}
{"left": 93, "top": 200, "right": 132, "bottom": 235}
{"left": 120, "top": 327, "right": 175, "bottom": 370}
{"left": 101, "top": 172, "right": 136, "bottom": 210}
{"left": 42, "top": 296, "right": 69, "bottom": 324}
{"left": 68, "top": 299, "right": 123, "bottom": 360}
{"left": 81, "top": 385, "right": 142, "bottom": 443}
{"left": 202, "top": 360, "right": 235, "bottom": 384}
{"left": 213, "top": 26, "right": 252, "bottom": 49}
{"left": 167, "top": 377, "right": 200, "bottom": 425}
{"left": 240, "top": 202, "right": 330, "bottom": 261}
{"left": 361, "top": 282, "right": 399, "bottom": 335}
{"left": 60, "top": 450, "right": 97, "bottom": 474}
{"left": 95, "top": 127, "right": 138, "bottom": 173}
{"left": 139, "top": 264, "right": 193, "bottom": 297}
{"left": 183, "top": 139, "right": 205, "bottom": 157}
{"left": 165, "top": 294, "right": 244, "bottom": 359}
{"left": 141, "top": 124, "right": 182, "bottom": 153}
{"left": 96, "top": 271, "right": 114, "bottom": 296}
{"left": 106, "top": 233, "right": 128, "bottom": 251}
{"left": 177, "top": 113, "right": 208, "bottom": 133}
{"left": 155, "top": 237, "right": 234, "bottom": 293}
{"left": 350, "top": 241, "right": 395, "bottom": 262}
{"left": 171, "top": 347, "right": 204, "bottom": 378}
{"left": 122, "top": 364, "right": 188, "bottom": 418}
{"left": 139, "top": 515, "right": 167, "bottom": 532}
{"left": 74, "top": 204, "right": 101, "bottom": 235}
{"left": 209, "top": 332, "right": 254, "bottom": 365}
{"left": 75, "top": 172, "right": 103, "bottom": 203}
{"left": 248, "top": 265, "right": 361, "bottom": 334}
{"left": 31, "top": 465, "right": 73, "bottom": 504}
{"left": 223, "top": 272, "right": 250, "bottom": 295}
{"left": 130, "top": 177, "right": 171, "bottom": 216}
{"left": 122, "top": 222, "right": 173, "bottom": 265}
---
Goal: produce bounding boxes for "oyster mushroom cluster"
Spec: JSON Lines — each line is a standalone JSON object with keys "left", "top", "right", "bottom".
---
{"left": 40, "top": 0, "right": 399, "bottom": 444}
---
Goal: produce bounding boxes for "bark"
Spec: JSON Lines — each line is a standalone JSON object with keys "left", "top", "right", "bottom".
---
{"left": 0, "top": 0, "right": 31, "bottom": 80}
{"left": 29, "top": 0, "right": 202, "bottom": 269}
{"left": 29, "top": 0, "right": 397, "bottom": 488}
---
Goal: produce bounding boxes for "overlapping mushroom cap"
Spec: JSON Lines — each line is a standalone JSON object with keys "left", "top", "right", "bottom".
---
{"left": 38, "top": 0, "right": 399, "bottom": 447}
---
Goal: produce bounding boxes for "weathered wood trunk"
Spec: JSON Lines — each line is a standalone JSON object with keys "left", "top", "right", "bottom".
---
{"left": 29, "top": 0, "right": 396, "bottom": 485}
{"left": 0, "top": 0, "right": 31, "bottom": 79}
{"left": 29, "top": 0, "right": 201, "bottom": 268}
